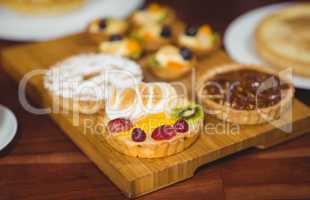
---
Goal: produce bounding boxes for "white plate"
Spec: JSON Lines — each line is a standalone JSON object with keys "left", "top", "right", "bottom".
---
{"left": 0, "top": 105, "right": 18, "bottom": 151}
{"left": 224, "top": 3, "right": 310, "bottom": 90}
{"left": 0, "top": 0, "right": 143, "bottom": 41}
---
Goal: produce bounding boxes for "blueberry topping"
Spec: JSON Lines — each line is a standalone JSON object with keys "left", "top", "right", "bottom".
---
{"left": 131, "top": 128, "right": 146, "bottom": 142}
{"left": 98, "top": 19, "right": 107, "bottom": 30}
{"left": 160, "top": 25, "right": 172, "bottom": 38}
{"left": 185, "top": 25, "right": 198, "bottom": 36}
{"left": 180, "top": 47, "right": 193, "bottom": 60}
{"left": 110, "top": 34, "right": 123, "bottom": 41}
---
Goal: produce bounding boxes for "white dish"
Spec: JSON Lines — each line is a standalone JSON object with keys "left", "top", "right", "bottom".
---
{"left": 0, "top": 105, "right": 18, "bottom": 151}
{"left": 0, "top": 0, "right": 143, "bottom": 41}
{"left": 224, "top": 3, "right": 310, "bottom": 90}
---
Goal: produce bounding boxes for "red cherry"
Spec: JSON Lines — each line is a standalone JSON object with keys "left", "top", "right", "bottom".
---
{"left": 107, "top": 118, "right": 133, "bottom": 134}
{"left": 151, "top": 125, "right": 176, "bottom": 140}
{"left": 131, "top": 128, "right": 146, "bottom": 142}
{"left": 173, "top": 119, "right": 189, "bottom": 133}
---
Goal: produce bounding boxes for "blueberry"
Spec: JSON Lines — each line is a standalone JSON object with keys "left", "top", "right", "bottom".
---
{"left": 110, "top": 34, "right": 123, "bottom": 41}
{"left": 98, "top": 19, "right": 107, "bottom": 30}
{"left": 160, "top": 25, "right": 172, "bottom": 38}
{"left": 185, "top": 25, "right": 198, "bottom": 36}
{"left": 180, "top": 48, "right": 193, "bottom": 60}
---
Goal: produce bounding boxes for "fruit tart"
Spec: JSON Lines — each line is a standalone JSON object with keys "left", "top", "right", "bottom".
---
{"left": 131, "top": 23, "right": 181, "bottom": 51}
{"left": 87, "top": 18, "right": 129, "bottom": 44}
{"left": 98, "top": 35, "right": 144, "bottom": 60}
{"left": 177, "top": 24, "right": 220, "bottom": 56}
{"left": 197, "top": 64, "right": 294, "bottom": 124}
{"left": 146, "top": 45, "right": 196, "bottom": 80}
{"left": 130, "top": 3, "right": 176, "bottom": 27}
{"left": 101, "top": 82, "right": 204, "bottom": 158}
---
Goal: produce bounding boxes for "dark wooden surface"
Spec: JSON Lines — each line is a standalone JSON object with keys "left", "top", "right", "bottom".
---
{"left": 1, "top": 0, "right": 310, "bottom": 199}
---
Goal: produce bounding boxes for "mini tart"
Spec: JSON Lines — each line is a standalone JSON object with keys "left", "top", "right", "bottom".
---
{"left": 130, "top": 23, "right": 181, "bottom": 51}
{"left": 44, "top": 54, "right": 143, "bottom": 114}
{"left": 255, "top": 4, "right": 310, "bottom": 77}
{"left": 98, "top": 36, "right": 144, "bottom": 60}
{"left": 197, "top": 64, "right": 294, "bottom": 125}
{"left": 101, "top": 82, "right": 204, "bottom": 158}
{"left": 0, "top": 0, "right": 86, "bottom": 15}
{"left": 145, "top": 45, "right": 196, "bottom": 81}
{"left": 87, "top": 18, "right": 129, "bottom": 44}
{"left": 130, "top": 3, "right": 176, "bottom": 27}
{"left": 177, "top": 24, "right": 220, "bottom": 56}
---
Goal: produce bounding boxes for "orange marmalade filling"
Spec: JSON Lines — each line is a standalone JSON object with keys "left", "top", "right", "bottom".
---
{"left": 116, "top": 112, "right": 176, "bottom": 138}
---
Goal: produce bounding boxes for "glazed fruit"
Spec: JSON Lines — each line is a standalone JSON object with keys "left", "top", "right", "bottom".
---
{"left": 151, "top": 125, "right": 176, "bottom": 140}
{"left": 131, "top": 128, "right": 147, "bottom": 142}
{"left": 173, "top": 119, "right": 189, "bottom": 133}
{"left": 99, "top": 19, "right": 107, "bottom": 29}
{"left": 171, "top": 103, "right": 204, "bottom": 124}
{"left": 108, "top": 118, "right": 133, "bottom": 134}
{"left": 110, "top": 34, "right": 123, "bottom": 41}
{"left": 180, "top": 47, "right": 193, "bottom": 60}
{"left": 185, "top": 25, "right": 198, "bottom": 36}
{"left": 160, "top": 25, "right": 172, "bottom": 38}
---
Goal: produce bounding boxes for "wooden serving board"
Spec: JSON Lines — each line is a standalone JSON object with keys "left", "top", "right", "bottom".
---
{"left": 1, "top": 33, "right": 310, "bottom": 198}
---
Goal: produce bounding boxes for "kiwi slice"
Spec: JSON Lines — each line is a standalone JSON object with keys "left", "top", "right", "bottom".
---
{"left": 171, "top": 103, "right": 204, "bottom": 124}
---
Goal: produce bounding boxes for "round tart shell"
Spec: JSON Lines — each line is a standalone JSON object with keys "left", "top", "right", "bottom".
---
{"left": 197, "top": 64, "right": 294, "bottom": 125}
{"left": 98, "top": 116, "right": 202, "bottom": 158}
{"left": 255, "top": 4, "right": 310, "bottom": 77}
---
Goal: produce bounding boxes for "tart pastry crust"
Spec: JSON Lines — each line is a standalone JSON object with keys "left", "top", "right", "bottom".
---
{"left": 144, "top": 45, "right": 196, "bottom": 81}
{"left": 101, "top": 82, "right": 203, "bottom": 158}
{"left": 197, "top": 64, "right": 294, "bottom": 125}
{"left": 255, "top": 4, "right": 310, "bottom": 77}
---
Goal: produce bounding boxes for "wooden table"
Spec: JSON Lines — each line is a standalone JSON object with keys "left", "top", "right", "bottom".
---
{"left": 1, "top": 0, "right": 310, "bottom": 199}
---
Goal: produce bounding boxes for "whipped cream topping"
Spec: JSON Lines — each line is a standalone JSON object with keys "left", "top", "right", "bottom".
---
{"left": 44, "top": 54, "right": 143, "bottom": 101}
{"left": 155, "top": 45, "right": 187, "bottom": 66}
{"left": 105, "top": 82, "right": 179, "bottom": 121}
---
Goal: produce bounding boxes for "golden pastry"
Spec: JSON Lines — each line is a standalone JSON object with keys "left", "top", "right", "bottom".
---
{"left": 100, "top": 82, "right": 204, "bottom": 158}
{"left": 87, "top": 18, "right": 129, "bottom": 44}
{"left": 146, "top": 45, "right": 196, "bottom": 80}
{"left": 255, "top": 4, "right": 310, "bottom": 77}
{"left": 177, "top": 24, "right": 220, "bottom": 56}
{"left": 197, "top": 64, "right": 294, "bottom": 124}
{"left": 130, "top": 3, "right": 176, "bottom": 27}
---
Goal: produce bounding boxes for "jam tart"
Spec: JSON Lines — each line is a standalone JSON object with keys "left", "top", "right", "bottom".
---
{"left": 145, "top": 45, "right": 196, "bottom": 81}
{"left": 100, "top": 82, "right": 204, "bottom": 158}
{"left": 197, "top": 64, "right": 294, "bottom": 125}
